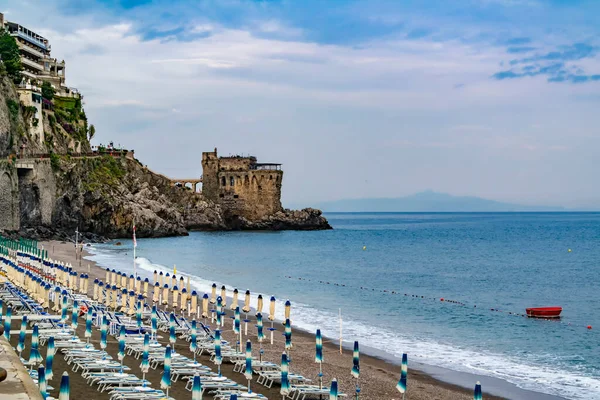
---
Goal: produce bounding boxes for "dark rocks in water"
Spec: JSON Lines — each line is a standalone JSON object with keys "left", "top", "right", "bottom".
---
{"left": 223, "top": 208, "right": 332, "bottom": 231}
{"left": 115, "top": 242, "right": 122, "bottom": 246}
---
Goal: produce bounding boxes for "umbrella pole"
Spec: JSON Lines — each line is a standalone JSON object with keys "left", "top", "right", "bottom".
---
{"left": 356, "top": 377, "right": 360, "bottom": 400}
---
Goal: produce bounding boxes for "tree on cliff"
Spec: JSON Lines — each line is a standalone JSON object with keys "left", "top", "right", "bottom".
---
{"left": 0, "top": 30, "right": 22, "bottom": 83}
{"left": 41, "top": 81, "right": 55, "bottom": 100}
{"left": 88, "top": 124, "right": 96, "bottom": 140}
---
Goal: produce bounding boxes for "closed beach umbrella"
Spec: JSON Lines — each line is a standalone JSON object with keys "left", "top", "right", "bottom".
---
{"left": 38, "top": 364, "right": 47, "bottom": 399}
{"left": 53, "top": 287, "right": 61, "bottom": 312}
{"left": 210, "top": 284, "right": 217, "bottom": 304}
{"left": 71, "top": 300, "right": 78, "bottom": 331}
{"left": 162, "top": 284, "right": 169, "bottom": 306}
{"left": 118, "top": 325, "right": 125, "bottom": 364}
{"left": 172, "top": 285, "right": 179, "bottom": 310}
{"left": 45, "top": 336, "right": 55, "bottom": 381}
{"left": 257, "top": 313, "right": 264, "bottom": 342}
{"left": 121, "top": 272, "right": 127, "bottom": 289}
{"left": 129, "top": 274, "right": 135, "bottom": 292}
{"left": 153, "top": 282, "right": 160, "bottom": 304}
{"left": 58, "top": 371, "right": 70, "bottom": 400}
{"left": 159, "top": 271, "right": 164, "bottom": 286}
{"left": 191, "top": 290, "right": 198, "bottom": 316}
{"left": 216, "top": 296, "right": 223, "bottom": 326}
{"left": 93, "top": 279, "right": 99, "bottom": 301}
{"left": 151, "top": 306, "right": 158, "bottom": 339}
{"left": 169, "top": 313, "right": 176, "bottom": 349}
{"left": 268, "top": 296, "right": 276, "bottom": 321}
{"left": 161, "top": 345, "right": 172, "bottom": 394}
{"left": 280, "top": 352, "right": 290, "bottom": 396}
{"left": 61, "top": 294, "right": 68, "bottom": 323}
{"left": 143, "top": 278, "right": 149, "bottom": 298}
{"left": 245, "top": 340, "right": 253, "bottom": 385}
{"left": 2, "top": 306, "right": 10, "bottom": 340}
{"left": 221, "top": 286, "right": 227, "bottom": 308}
{"left": 234, "top": 306, "right": 241, "bottom": 334}
{"left": 141, "top": 333, "right": 150, "bottom": 381}
{"left": 330, "top": 379, "right": 339, "bottom": 400}
{"left": 136, "top": 300, "right": 143, "bottom": 329}
{"left": 186, "top": 276, "right": 191, "bottom": 294}
{"left": 352, "top": 341, "right": 360, "bottom": 379}
{"left": 128, "top": 290, "right": 136, "bottom": 315}
{"left": 105, "top": 268, "right": 110, "bottom": 284}
{"left": 153, "top": 270, "right": 158, "bottom": 285}
{"left": 316, "top": 329, "right": 323, "bottom": 389}
{"left": 284, "top": 300, "right": 291, "bottom": 322}
{"left": 136, "top": 276, "right": 141, "bottom": 294}
{"left": 214, "top": 329, "right": 222, "bottom": 375}
{"left": 396, "top": 353, "right": 408, "bottom": 396}
{"left": 192, "top": 373, "right": 202, "bottom": 400}
{"left": 85, "top": 307, "right": 93, "bottom": 341}
{"left": 100, "top": 315, "right": 108, "bottom": 350}
{"left": 231, "top": 289, "right": 239, "bottom": 311}
{"left": 79, "top": 273, "right": 85, "bottom": 294}
{"left": 190, "top": 320, "right": 198, "bottom": 361}
{"left": 179, "top": 276, "right": 184, "bottom": 294}
{"left": 17, "top": 315, "right": 27, "bottom": 357}
{"left": 111, "top": 269, "right": 116, "bottom": 286}
{"left": 111, "top": 285, "right": 118, "bottom": 309}
{"left": 285, "top": 318, "right": 292, "bottom": 350}
{"left": 29, "top": 324, "right": 43, "bottom": 366}
{"left": 202, "top": 293, "right": 209, "bottom": 318}
{"left": 256, "top": 295, "right": 263, "bottom": 316}
{"left": 98, "top": 282, "right": 106, "bottom": 307}
{"left": 180, "top": 288, "right": 188, "bottom": 311}
{"left": 243, "top": 290, "right": 251, "bottom": 314}
{"left": 474, "top": 381, "right": 482, "bottom": 400}
{"left": 170, "top": 273, "right": 176, "bottom": 288}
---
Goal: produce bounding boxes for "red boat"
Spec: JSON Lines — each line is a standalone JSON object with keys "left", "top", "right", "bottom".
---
{"left": 526, "top": 307, "right": 562, "bottom": 318}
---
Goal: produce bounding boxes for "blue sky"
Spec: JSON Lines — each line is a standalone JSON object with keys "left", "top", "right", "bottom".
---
{"left": 2, "top": 0, "right": 600, "bottom": 207}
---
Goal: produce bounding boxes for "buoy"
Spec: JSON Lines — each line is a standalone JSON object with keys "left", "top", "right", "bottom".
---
{"left": 568, "top": 249, "right": 572, "bottom": 252}
{"left": 362, "top": 246, "right": 367, "bottom": 251}
{"left": 440, "top": 298, "right": 444, "bottom": 302}
{"left": 588, "top": 325, "right": 592, "bottom": 330}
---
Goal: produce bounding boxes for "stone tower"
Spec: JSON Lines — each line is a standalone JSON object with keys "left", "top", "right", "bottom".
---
{"left": 201, "top": 149, "right": 283, "bottom": 221}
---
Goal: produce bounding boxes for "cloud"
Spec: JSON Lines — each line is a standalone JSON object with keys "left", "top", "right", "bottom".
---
{"left": 507, "top": 46, "right": 536, "bottom": 53}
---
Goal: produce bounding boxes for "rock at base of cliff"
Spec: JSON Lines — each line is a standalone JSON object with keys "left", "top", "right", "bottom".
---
{"left": 225, "top": 208, "right": 332, "bottom": 231}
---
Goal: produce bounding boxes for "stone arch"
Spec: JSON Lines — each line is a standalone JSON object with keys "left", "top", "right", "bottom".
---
{"left": 244, "top": 175, "right": 249, "bottom": 185}
{"left": 251, "top": 175, "right": 258, "bottom": 185}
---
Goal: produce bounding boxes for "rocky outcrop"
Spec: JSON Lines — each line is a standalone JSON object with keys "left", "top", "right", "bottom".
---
{"left": 225, "top": 208, "right": 332, "bottom": 231}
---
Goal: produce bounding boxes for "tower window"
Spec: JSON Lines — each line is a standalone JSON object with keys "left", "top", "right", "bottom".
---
{"left": 221, "top": 177, "right": 226, "bottom": 186}
{"left": 230, "top": 177, "right": 235, "bottom": 186}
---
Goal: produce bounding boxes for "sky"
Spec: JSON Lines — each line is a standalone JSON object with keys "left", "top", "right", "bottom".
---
{"left": 2, "top": 0, "right": 599, "bottom": 208}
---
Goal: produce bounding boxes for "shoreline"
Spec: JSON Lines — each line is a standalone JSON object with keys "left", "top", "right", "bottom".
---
{"left": 44, "top": 239, "right": 564, "bottom": 400}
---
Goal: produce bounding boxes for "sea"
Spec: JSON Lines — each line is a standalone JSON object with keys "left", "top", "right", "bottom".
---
{"left": 84, "top": 212, "right": 600, "bottom": 399}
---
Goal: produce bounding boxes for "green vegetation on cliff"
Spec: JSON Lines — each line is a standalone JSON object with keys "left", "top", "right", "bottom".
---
{"left": 81, "top": 155, "right": 126, "bottom": 192}
{"left": 0, "top": 30, "right": 22, "bottom": 83}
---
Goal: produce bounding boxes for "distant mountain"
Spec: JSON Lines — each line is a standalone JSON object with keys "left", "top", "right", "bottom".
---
{"left": 315, "top": 191, "right": 566, "bottom": 212}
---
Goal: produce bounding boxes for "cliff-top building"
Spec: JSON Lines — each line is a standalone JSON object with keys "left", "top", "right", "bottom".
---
{"left": 0, "top": 12, "right": 78, "bottom": 97}
{"left": 202, "top": 149, "right": 283, "bottom": 221}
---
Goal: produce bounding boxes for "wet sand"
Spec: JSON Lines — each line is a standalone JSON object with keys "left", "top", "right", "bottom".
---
{"left": 38, "top": 239, "right": 507, "bottom": 400}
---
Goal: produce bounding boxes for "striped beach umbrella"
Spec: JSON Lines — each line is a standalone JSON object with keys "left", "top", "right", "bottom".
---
{"left": 210, "top": 283, "right": 217, "bottom": 304}
{"left": 256, "top": 294, "right": 263, "bottom": 316}
{"left": 151, "top": 305, "right": 158, "bottom": 339}
{"left": 85, "top": 307, "right": 93, "bottom": 341}
{"left": 38, "top": 364, "right": 47, "bottom": 399}
{"left": 284, "top": 318, "right": 292, "bottom": 350}
{"left": 216, "top": 296, "right": 223, "bottom": 326}
{"left": 29, "top": 324, "right": 43, "bottom": 366}
{"left": 136, "top": 300, "right": 143, "bottom": 329}
{"left": 140, "top": 333, "right": 150, "bottom": 382}
{"left": 17, "top": 315, "right": 27, "bottom": 357}
{"left": 100, "top": 315, "right": 108, "bottom": 350}
{"left": 280, "top": 352, "right": 290, "bottom": 397}
{"left": 169, "top": 313, "right": 176, "bottom": 349}
{"left": 192, "top": 372, "right": 202, "bottom": 400}
{"left": 214, "top": 329, "right": 222, "bottom": 375}
{"left": 268, "top": 296, "right": 276, "bottom": 321}
{"left": 330, "top": 378, "right": 339, "bottom": 400}
{"left": 71, "top": 300, "right": 78, "bottom": 331}
{"left": 190, "top": 320, "right": 198, "bottom": 361}
{"left": 474, "top": 381, "right": 482, "bottom": 400}
{"left": 45, "top": 336, "right": 55, "bottom": 381}
{"left": 161, "top": 345, "right": 172, "bottom": 395}
{"left": 202, "top": 293, "right": 209, "bottom": 318}
{"left": 118, "top": 325, "right": 125, "bottom": 364}
{"left": 352, "top": 341, "right": 360, "bottom": 379}
{"left": 58, "top": 371, "right": 70, "bottom": 400}
{"left": 3, "top": 306, "right": 10, "bottom": 340}
{"left": 230, "top": 395, "right": 238, "bottom": 400}
{"left": 316, "top": 329, "right": 323, "bottom": 389}
{"left": 61, "top": 294, "right": 68, "bottom": 323}
{"left": 257, "top": 313, "right": 264, "bottom": 342}
{"left": 397, "top": 353, "right": 407, "bottom": 396}
{"left": 245, "top": 340, "right": 253, "bottom": 391}
{"left": 234, "top": 306, "right": 241, "bottom": 334}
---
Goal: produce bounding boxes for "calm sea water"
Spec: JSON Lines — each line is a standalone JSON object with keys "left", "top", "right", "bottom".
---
{"left": 86, "top": 213, "right": 600, "bottom": 399}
